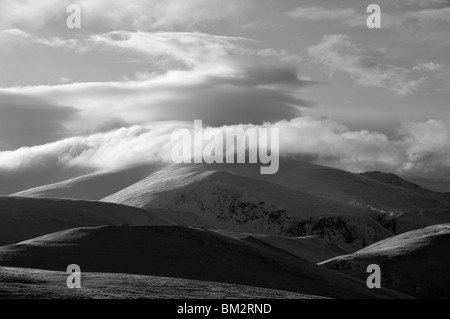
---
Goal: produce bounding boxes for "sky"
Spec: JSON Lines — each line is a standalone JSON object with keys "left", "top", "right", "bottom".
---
{"left": 0, "top": 0, "right": 449, "bottom": 193}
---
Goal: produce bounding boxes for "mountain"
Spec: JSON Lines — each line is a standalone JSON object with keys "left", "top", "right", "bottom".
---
{"left": 0, "top": 225, "right": 409, "bottom": 299}
{"left": 405, "top": 176, "right": 450, "bottom": 193}
{"left": 359, "top": 171, "right": 429, "bottom": 193}
{"left": 0, "top": 266, "right": 320, "bottom": 299}
{"left": 11, "top": 163, "right": 166, "bottom": 200}
{"left": 102, "top": 164, "right": 393, "bottom": 251}
{"left": 319, "top": 224, "right": 450, "bottom": 299}
{"left": 14, "top": 160, "right": 450, "bottom": 249}
{"left": 19, "top": 160, "right": 450, "bottom": 213}
{"left": 191, "top": 161, "right": 450, "bottom": 213}
{"left": 0, "top": 196, "right": 170, "bottom": 246}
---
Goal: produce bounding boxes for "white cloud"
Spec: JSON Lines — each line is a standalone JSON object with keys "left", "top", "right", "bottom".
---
{"left": 308, "top": 34, "right": 426, "bottom": 96}
{"left": 1, "top": 117, "right": 450, "bottom": 193}
{"left": 89, "top": 31, "right": 252, "bottom": 69}
{"left": 398, "top": 120, "right": 450, "bottom": 175}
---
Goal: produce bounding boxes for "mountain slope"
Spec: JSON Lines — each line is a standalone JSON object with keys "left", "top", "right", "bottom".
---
{"left": 11, "top": 163, "right": 166, "bottom": 200}
{"left": 0, "top": 196, "right": 170, "bottom": 246}
{"left": 0, "top": 225, "right": 409, "bottom": 299}
{"left": 188, "top": 161, "right": 450, "bottom": 212}
{"left": 320, "top": 224, "right": 450, "bottom": 298}
{"left": 405, "top": 176, "right": 450, "bottom": 193}
{"left": 359, "top": 172, "right": 429, "bottom": 193}
{"left": 102, "top": 165, "right": 393, "bottom": 251}
{"left": 213, "top": 230, "right": 347, "bottom": 263}
{"left": 101, "top": 161, "right": 450, "bottom": 234}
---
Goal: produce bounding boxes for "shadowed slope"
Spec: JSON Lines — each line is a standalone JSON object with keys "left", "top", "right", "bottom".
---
{"left": 0, "top": 225, "right": 409, "bottom": 299}
{"left": 0, "top": 196, "right": 170, "bottom": 246}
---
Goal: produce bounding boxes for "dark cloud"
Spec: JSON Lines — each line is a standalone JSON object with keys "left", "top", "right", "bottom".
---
{"left": 91, "top": 118, "right": 132, "bottom": 134}
{"left": 0, "top": 93, "right": 80, "bottom": 150}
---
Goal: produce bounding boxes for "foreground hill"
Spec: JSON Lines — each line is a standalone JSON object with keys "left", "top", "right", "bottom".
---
{"left": 0, "top": 225, "right": 408, "bottom": 299}
{"left": 0, "top": 267, "right": 320, "bottom": 299}
{"left": 320, "top": 224, "right": 450, "bottom": 298}
{"left": 0, "top": 196, "right": 170, "bottom": 246}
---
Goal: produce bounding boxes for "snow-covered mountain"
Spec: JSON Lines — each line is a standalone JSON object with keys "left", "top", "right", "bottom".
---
{"left": 102, "top": 165, "right": 393, "bottom": 251}
{"left": 13, "top": 160, "right": 450, "bottom": 252}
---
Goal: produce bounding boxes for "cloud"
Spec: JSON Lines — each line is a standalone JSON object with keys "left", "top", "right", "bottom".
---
{"left": 1, "top": 117, "right": 450, "bottom": 194}
{"left": 0, "top": 29, "right": 32, "bottom": 57}
{"left": 287, "top": 6, "right": 400, "bottom": 28}
{"left": 0, "top": 31, "right": 317, "bottom": 138}
{"left": 241, "top": 21, "right": 283, "bottom": 30}
{"left": 287, "top": 3, "right": 450, "bottom": 30}
{"left": 308, "top": 34, "right": 426, "bottom": 96}
{"left": 287, "top": 6, "right": 361, "bottom": 24}
{"left": 89, "top": 31, "right": 253, "bottom": 69}
{"left": 413, "top": 62, "right": 444, "bottom": 72}
{"left": 0, "top": 93, "right": 80, "bottom": 150}
{"left": 389, "top": 0, "right": 450, "bottom": 10}
{"left": 398, "top": 120, "right": 450, "bottom": 177}
{"left": 0, "top": 0, "right": 248, "bottom": 31}
{"left": 405, "top": 6, "right": 450, "bottom": 22}
{"left": 0, "top": 121, "right": 184, "bottom": 194}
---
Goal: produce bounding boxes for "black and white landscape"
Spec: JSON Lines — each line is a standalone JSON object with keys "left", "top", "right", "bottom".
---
{"left": 0, "top": 0, "right": 450, "bottom": 299}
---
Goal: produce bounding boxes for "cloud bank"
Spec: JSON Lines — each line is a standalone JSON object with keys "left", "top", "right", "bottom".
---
{"left": 1, "top": 118, "right": 450, "bottom": 194}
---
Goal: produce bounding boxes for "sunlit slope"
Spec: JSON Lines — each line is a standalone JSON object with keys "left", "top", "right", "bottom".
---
{"left": 320, "top": 224, "right": 450, "bottom": 298}
{"left": 12, "top": 163, "right": 166, "bottom": 200}
{"left": 102, "top": 165, "right": 393, "bottom": 251}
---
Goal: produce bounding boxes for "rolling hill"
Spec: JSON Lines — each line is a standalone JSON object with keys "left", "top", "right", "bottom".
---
{"left": 0, "top": 196, "right": 171, "bottom": 246}
{"left": 0, "top": 267, "right": 321, "bottom": 299}
{"left": 319, "top": 224, "right": 450, "bottom": 298}
{"left": 0, "top": 225, "right": 409, "bottom": 299}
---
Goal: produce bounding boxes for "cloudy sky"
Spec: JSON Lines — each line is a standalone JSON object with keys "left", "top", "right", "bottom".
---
{"left": 0, "top": 0, "right": 449, "bottom": 193}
